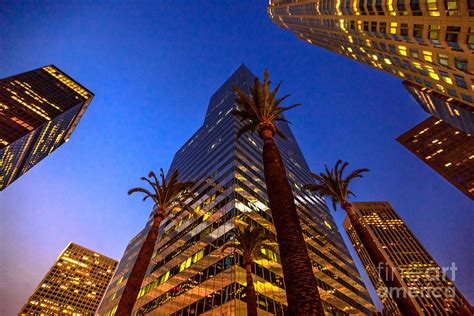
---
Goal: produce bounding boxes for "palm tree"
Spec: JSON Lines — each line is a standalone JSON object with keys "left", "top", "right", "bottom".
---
{"left": 304, "top": 160, "right": 418, "bottom": 315}
{"left": 222, "top": 223, "right": 277, "bottom": 316}
{"left": 115, "top": 169, "right": 194, "bottom": 316}
{"left": 233, "top": 69, "right": 324, "bottom": 315}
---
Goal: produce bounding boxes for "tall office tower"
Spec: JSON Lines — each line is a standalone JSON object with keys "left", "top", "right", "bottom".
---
{"left": 397, "top": 116, "right": 474, "bottom": 199}
{"left": 343, "top": 202, "right": 471, "bottom": 315}
{"left": 19, "top": 242, "right": 117, "bottom": 315}
{"left": 267, "top": 1, "right": 474, "bottom": 128}
{"left": 0, "top": 65, "right": 94, "bottom": 190}
{"left": 98, "top": 65, "right": 376, "bottom": 316}
{"left": 403, "top": 81, "right": 474, "bottom": 134}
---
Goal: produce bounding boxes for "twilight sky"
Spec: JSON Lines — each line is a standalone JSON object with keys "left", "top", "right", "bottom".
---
{"left": 0, "top": 1, "right": 472, "bottom": 314}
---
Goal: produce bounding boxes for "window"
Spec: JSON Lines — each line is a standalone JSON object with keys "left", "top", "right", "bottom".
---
{"left": 410, "top": 0, "right": 422, "bottom": 15}
{"left": 413, "top": 24, "right": 423, "bottom": 38}
{"left": 423, "top": 51, "right": 433, "bottom": 62}
{"left": 363, "top": 21, "right": 369, "bottom": 31}
{"left": 400, "top": 23, "right": 409, "bottom": 36}
{"left": 445, "top": 26, "right": 461, "bottom": 43}
{"left": 439, "top": 71, "right": 452, "bottom": 84}
{"left": 428, "top": 25, "right": 440, "bottom": 40}
{"left": 454, "top": 75, "right": 468, "bottom": 88}
{"left": 390, "top": 22, "right": 398, "bottom": 34}
{"left": 410, "top": 48, "right": 419, "bottom": 58}
{"left": 371, "top": 21, "right": 377, "bottom": 32}
{"left": 438, "top": 54, "right": 449, "bottom": 66}
{"left": 380, "top": 22, "right": 387, "bottom": 33}
{"left": 454, "top": 58, "right": 468, "bottom": 71}
{"left": 468, "top": 27, "right": 474, "bottom": 49}
{"left": 398, "top": 45, "right": 407, "bottom": 56}
{"left": 426, "top": 0, "right": 440, "bottom": 16}
{"left": 445, "top": 0, "right": 460, "bottom": 15}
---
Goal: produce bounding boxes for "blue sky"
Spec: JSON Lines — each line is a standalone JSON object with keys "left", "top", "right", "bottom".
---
{"left": 0, "top": 1, "right": 472, "bottom": 314}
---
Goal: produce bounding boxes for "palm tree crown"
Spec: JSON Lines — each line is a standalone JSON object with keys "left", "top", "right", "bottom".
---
{"left": 222, "top": 223, "right": 277, "bottom": 264}
{"left": 232, "top": 69, "right": 300, "bottom": 139}
{"left": 304, "top": 160, "right": 369, "bottom": 211}
{"left": 128, "top": 168, "right": 194, "bottom": 219}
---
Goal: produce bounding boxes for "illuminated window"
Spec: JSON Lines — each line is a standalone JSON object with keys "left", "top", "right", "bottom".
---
{"left": 426, "top": 0, "right": 440, "bottom": 16}
{"left": 423, "top": 51, "right": 433, "bottom": 62}
{"left": 438, "top": 54, "right": 449, "bottom": 66}
{"left": 428, "top": 25, "right": 440, "bottom": 40}
{"left": 389, "top": 22, "right": 398, "bottom": 34}
{"left": 445, "top": 0, "right": 460, "bottom": 15}
{"left": 398, "top": 46, "right": 407, "bottom": 56}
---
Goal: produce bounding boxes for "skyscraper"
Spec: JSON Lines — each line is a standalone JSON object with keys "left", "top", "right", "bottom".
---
{"left": 0, "top": 65, "right": 94, "bottom": 191}
{"left": 343, "top": 201, "right": 471, "bottom": 315}
{"left": 98, "top": 65, "right": 376, "bottom": 315}
{"left": 267, "top": 1, "right": 473, "bottom": 128}
{"left": 19, "top": 242, "right": 117, "bottom": 315}
{"left": 403, "top": 81, "right": 474, "bottom": 134}
{"left": 397, "top": 116, "right": 474, "bottom": 199}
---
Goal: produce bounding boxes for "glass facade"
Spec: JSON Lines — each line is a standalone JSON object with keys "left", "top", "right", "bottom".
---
{"left": 397, "top": 116, "right": 474, "bottom": 199}
{"left": 343, "top": 202, "right": 471, "bottom": 315}
{"left": 98, "top": 65, "right": 376, "bottom": 315}
{"left": 267, "top": 0, "right": 474, "bottom": 130}
{"left": 19, "top": 242, "right": 117, "bottom": 315}
{"left": 0, "top": 65, "right": 94, "bottom": 190}
{"left": 403, "top": 81, "right": 474, "bottom": 135}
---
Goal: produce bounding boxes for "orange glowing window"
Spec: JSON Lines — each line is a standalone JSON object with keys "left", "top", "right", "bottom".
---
{"left": 10, "top": 117, "right": 34, "bottom": 130}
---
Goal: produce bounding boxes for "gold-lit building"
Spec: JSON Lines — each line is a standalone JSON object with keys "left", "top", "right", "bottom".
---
{"left": 0, "top": 65, "right": 94, "bottom": 191}
{"left": 19, "top": 242, "right": 117, "bottom": 315}
{"left": 267, "top": 0, "right": 474, "bottom": 126}
{"left": 98, "top": 65, "right": 377, "bottom": 315}
{"left": 403, "top": 81, "right": 474, "bottom": 134}
{"left": 397, "top": 116, "right": 474, "bottom": 199}
{"left": 343, "top": 201, "right": 471, "bottom": 315}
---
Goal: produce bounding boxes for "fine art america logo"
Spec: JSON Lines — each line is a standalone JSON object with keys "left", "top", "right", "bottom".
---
{"left": 376, "top": 262, "right": 458, "bottom": 299}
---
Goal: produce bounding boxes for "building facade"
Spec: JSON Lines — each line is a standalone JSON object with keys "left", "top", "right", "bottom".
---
{"left": 267, "top": 0, "right": 474, "bottom": 127}
{"left": 98, "top": 65, "right": 376, "bottom": 315}
{"left": 0, "top": 65, "right": 94, "bottom": 190}
{"left": 343, "top": 201, "right": 471, "bottom": 315}
{"left": 19, "top": 242, "right": 117, "bottom": 315}
{"left": 397, "top": 116, "right": 474, "bottom": 199}
{"left": 403, "top": 81, "right": 474, "bottom": 134}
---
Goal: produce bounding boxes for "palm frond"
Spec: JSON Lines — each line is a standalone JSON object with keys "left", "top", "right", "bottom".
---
{"left": 305, "top": 160, "right": 369, "bottom": 211}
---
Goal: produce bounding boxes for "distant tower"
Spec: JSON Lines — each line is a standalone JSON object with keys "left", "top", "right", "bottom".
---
{"left": 267, "top": 1, "right": 473, "bottom": 130}
{"left": 98, "top": 65, "right": 377, "bottom": 315}
{"left": 397, "top": 116, "right": 473, "bottom": 199}
{"left": 19, "top": 242, "right": 117, "bottom": 315}
{"left": 0, "top": 65, "right": 94, "bottom": 190}
{"left": 343, "top": 201, "right": 471, "bottom": 314}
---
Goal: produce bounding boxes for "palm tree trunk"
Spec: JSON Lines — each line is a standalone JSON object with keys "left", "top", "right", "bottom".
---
{"left": 261, "top": 129, "right": 324, "bottom": 315}
{"left": 115, "top": 212, "right": 163, "bottom": 316}
{"left": 245, "top": 262, "right": 258, "bottom": 316}
{"left": 342, "top": 201, "right": 419, "bottom": 315}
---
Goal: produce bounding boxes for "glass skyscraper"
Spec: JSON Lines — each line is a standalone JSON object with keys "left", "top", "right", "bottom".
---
{"left": 0, "top": 65, "right": 94, "bottom": 190}
{"left": 397, "top": 116, "right": 473, "bottom": 199}
{"left": 343, "top": 202, "right": 471, "bottom": 315}
{"left": 267, "top": 0, "right": 473, "bottom": 131}
{"left": 98, "top": 65, "right": 376, "bottom": 315}
{"left": 19, "top": 242, "right": 117, "bottom": 315}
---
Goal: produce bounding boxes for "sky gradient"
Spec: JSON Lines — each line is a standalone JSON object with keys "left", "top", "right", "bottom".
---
{"left": 0, "top": 1, "right": 472, "bottom": 314}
